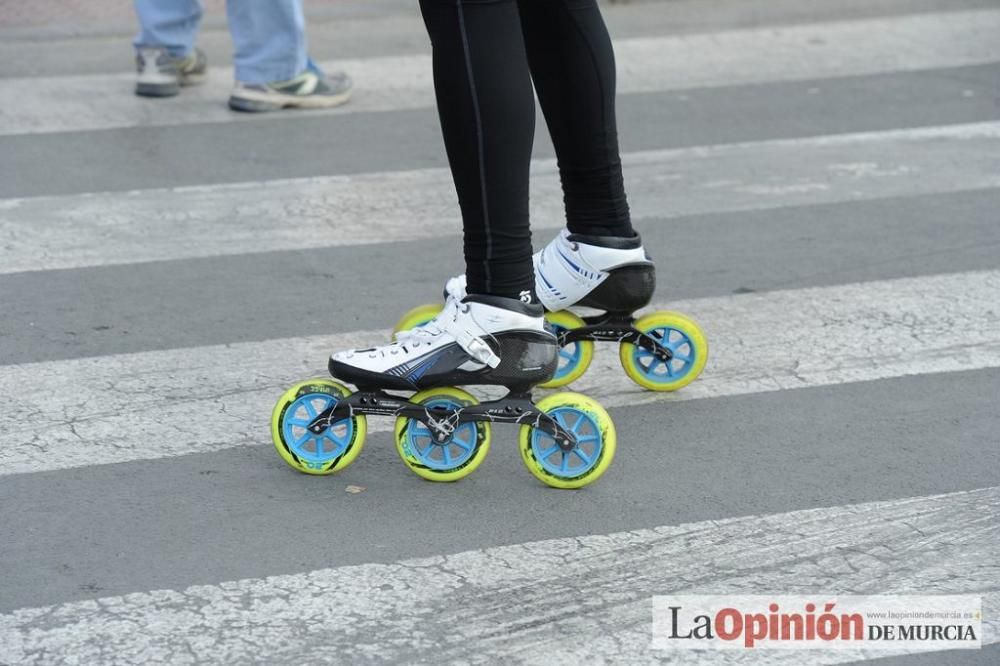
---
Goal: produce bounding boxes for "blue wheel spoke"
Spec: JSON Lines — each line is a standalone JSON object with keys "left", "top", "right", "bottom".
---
{"left": 628, "top": 326, "right": 699, "bottom": 384}
{"left": 325, "top": 430, "right": 346, "bottom": 448}
{"left": 314, "top": 436, "right": 325, "bottom": 455}
{"left": 441, "top": 444, "right": 452, "bottom": 466}
{"left": 534, "top": 409, "right": 602, "bottom": 475}
{"left": 419, "top": 442, "right": 435, "bottom": 458}
{"left": 287, "top": 418, "right": 311, "bottom": 428}
{"left": 292, "top": 431, "right": 312, "bottom": 447}
{"left": 538, "top": 444, "right": 560, "bottom": 460}
{"left": 559, "top": 348, "right": 575, "bottom": 361}
{"left": 302, "top": 400, "right": 318, "bottom": 418}
{"left": 453, "top": 432, "right": 474, "bottom": 452}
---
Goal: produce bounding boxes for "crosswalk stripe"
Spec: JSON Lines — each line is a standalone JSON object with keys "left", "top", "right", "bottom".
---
{"left": 1, "top": 9, "right": 997, "bottom": 136}
{"left": 1, "top": 486, "right": 995, "bottom": 663}
{"left": 2, "top": 269, "right": 998, "bottom": 477}
{"left": 2, "top": 120, "right": 998, "bottom": 276}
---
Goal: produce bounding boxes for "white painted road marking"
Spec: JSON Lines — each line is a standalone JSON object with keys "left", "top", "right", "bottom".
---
{"left": 1, "top": 270, "right": 998, "bottom": 476}
{"left": 0, "top": 10, "right": 998, "bottom": 136}
{"left": 2, "top": 121, "right": 999, "bottom": 275}
{"left": 1, "top": 486, "right": 995, "bottom": 664}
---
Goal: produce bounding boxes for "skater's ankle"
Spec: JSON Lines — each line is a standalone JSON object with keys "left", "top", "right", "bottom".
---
{"left": 463, "top": 276, "right": 539, "bottom": 309}
{"left": 565, "top": 231, "right": 643, "bottom": 250}
{"left": 464, "top": 293, "right": 544, "bottom": 316}
{"left": 565, "top": 223, "right": 636, "bottom": 239}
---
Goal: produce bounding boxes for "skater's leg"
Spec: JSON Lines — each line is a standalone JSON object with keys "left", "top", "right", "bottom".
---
{"left": 419, "top": 0, "right": 537, "bottom": 302}
{"left": 133, "top": 0, "right": 203, "bottom": 57}
{"left": 226, "top": 0, "right": 308, "bottom": 85}
{"left": 516, "top": 0, "right": 633, "bottom": 238}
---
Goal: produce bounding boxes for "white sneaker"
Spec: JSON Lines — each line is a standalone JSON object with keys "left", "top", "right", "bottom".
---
{"left": 228, "top": 69, "right": 352, "bottom": 113}
{"left": 330, "top": 295, "right": 557, "bottom": 390}
{"left": 135, "top": 47, "right": 207, "bottom": 98}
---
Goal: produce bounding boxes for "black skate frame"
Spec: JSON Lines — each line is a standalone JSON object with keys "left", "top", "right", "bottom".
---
{"left": 306, "top": 390, "right": 580, "bottom": 451}
{"left": 557, "top": 312, "right": 673, "bottom": 362}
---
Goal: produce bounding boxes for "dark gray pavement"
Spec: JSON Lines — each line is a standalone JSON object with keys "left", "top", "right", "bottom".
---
{"left": 3, "top": 63, "right": 998, "bottom": 198}
{"left": 3, "top": 188, "right": 999, "bottom": 365}
{"left": 1, "top": 367, "right": 999, "bottom": 613}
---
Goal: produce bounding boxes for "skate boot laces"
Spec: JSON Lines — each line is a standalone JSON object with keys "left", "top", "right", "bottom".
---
{"left": 443, "top": 275, "right": 468, "bottom": 302}
{"left": 395, "top": 298, "right": 501, "bottom": 369}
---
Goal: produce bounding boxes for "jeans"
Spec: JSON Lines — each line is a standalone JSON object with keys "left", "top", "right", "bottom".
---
{"left": 133, "top": 0, "right": 308, "bottom": 84}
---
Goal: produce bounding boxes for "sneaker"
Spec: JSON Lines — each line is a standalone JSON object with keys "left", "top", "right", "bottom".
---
{"left": 228, "top": 69, "right": 353, "bottom": 113}
{"left": 135, "top": 47, "right": 207, "bottom": 98}
{"left": 330, "top": 295, "right": 557, "bottom": 391}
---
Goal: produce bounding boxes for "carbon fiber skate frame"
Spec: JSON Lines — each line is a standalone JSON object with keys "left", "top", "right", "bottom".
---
{"left": 557, "top": 312, "right": 673, "bottom": 362}
{"left": 306, "top": 390, "right": 579, "bottom": 451}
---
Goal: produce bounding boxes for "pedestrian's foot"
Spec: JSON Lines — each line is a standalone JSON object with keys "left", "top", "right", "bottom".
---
{"left": 135, "top": 47, "right": 208, "bottom": 98}
{"left": 228, "top": 69, "right": 352, "bottom": 113}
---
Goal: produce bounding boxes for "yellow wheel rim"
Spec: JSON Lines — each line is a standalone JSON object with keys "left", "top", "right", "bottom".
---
{"left": 620, "top": 310, "right": 708, "bottom": 392}
{"left": 391, "top": 303, "right": 443, "bottom": 341}
{"left": 271, "top": 378, "right": 367, "bottom": 475}
{"left": 519, "top": 392, "right": 616, "bottom": 489}
{"left": 540, "top": 310, "right": 595, "bottom": 389}
{"left": 394, "top": 386, "right": 491, "bottom": 482}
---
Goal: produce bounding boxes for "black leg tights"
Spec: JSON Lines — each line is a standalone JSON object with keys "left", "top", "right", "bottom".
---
{"left": 419, "top": 0, "right": 633, "bottom": 300}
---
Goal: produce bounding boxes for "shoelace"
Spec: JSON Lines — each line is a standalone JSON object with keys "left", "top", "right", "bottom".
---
{"left": 395, "top": 298, "right": 500, "bottom": 368}
{"left": 395, "top": 276, "right": 466, "bottom": 345}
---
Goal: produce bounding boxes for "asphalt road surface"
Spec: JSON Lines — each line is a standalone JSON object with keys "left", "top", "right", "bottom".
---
{"left": 1, "top": 0, "right": 998, "bottom": 663}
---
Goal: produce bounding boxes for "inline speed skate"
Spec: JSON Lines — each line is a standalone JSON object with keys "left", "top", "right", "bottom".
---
{"left": 271, "top": 295, "right": 616, "bottom": 489}
{"left": 393, "top": 231, "right": 708, "bottom": 392}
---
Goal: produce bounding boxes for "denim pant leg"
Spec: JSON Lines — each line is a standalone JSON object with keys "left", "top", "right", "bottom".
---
{"left": 226, "top": 0, "right": 308, "bottom": 84}
{"left": 133, "top": 0, "right": 203, "bottom": 57}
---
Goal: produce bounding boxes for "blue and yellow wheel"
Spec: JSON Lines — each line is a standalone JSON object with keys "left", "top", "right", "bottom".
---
{"left": 619, "top": 311, "right": 708, "bottom": 392}
{"left": 391, "top": 303, "right": 443, "bottom": 341}
{"left": 394, "top": 387, "right": 491, "bottom": 482}
{"left": 271, "top": 379, "right": 367, "bottom": 475}
{"left": 519, "top": 392, "right": 615, "bottom": 489}
{"left": 540, "top": 311, "right": 595, "bottom": 389}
